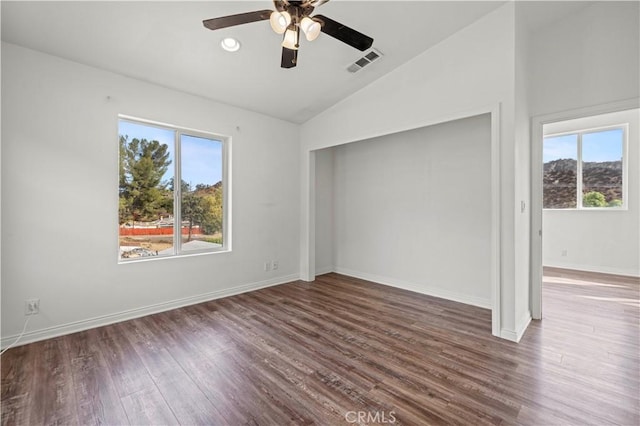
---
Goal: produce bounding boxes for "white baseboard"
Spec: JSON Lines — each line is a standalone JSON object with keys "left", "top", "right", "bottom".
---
{"left": 1, "top": 274, "right": 299, "bottom": 350}
{"left": 333, "top": 267, "right": 492, "bottom": 309}
{"left": 499, "top": 328, "right": 518, "bottom": 342}
{"left": 314, "top": 266, "right": 334, "bottom": 276}
{"left": 501, "top": 310, "right": 532, "bottom": 342}
{"left": 544, "top": 262, "right": 640, "bottom": 278}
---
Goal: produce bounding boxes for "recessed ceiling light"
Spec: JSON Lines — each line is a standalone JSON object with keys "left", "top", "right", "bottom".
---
{"left": 220, "top": 37, "right": 240, "bottom": 52}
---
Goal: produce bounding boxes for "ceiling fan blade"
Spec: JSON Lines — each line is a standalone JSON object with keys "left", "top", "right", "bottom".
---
{"left": 281, "top": 47, "right": 298, "bottom": 68}
{"left": 203, "top": 10, "right": 272, "bottom": 31}
{"left": 311, "top": 0, "right": 330, "bottom": 7}
{"left": 314, "top": 14, "right": 373, "bottom": 51}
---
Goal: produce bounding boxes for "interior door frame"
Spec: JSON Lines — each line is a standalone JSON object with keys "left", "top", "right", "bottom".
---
{"left": 530, "top": 98, "right": 640, "bottom": 320}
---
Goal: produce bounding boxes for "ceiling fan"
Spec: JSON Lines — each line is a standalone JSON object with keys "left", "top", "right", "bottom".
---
{"left": 203, "top": 0, "right": 374, "bottom": 69}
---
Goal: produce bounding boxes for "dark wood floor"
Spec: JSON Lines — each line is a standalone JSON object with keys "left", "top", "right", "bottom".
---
{"left": 2, "top": 270, "right": 639, "bottom": 425}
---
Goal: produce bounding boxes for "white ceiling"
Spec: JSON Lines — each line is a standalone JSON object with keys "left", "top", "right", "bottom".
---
{"left": 1, "top": 1, "right": 587, "bottom": 124}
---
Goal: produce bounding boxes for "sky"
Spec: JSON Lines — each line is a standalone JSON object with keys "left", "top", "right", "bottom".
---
{"left": 119, "top": 120, "right": 223, "bottom": 186}
{"left": 543, "top": 128, "right": 623, "bottom": 163}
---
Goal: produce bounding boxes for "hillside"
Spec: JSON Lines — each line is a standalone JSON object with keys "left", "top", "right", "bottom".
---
{"left": 543, "top": 158, "right": 622, "bottom": 208}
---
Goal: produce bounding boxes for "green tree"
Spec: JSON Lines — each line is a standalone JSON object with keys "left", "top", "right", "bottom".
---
{"left": 583, "top": 191, "right": 606, "bottom": 207}
{"left": 608, "top": 199, "right": 623, "bottom": 207}
{"left": 193, "top": 182, "right": 223, "bottom": 235}
{"left": 119, "top": 135, "right": 172, "bottom": 224}
{"left": 182, "top": 184, "right": 215, "bottom": 241}
{"left": 206, "top": 185, "right": 223, "bottom": 235}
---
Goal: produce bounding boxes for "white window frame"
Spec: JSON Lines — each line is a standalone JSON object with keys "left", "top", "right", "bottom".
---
{"left": 118, "top": 115, "right": 232, "bottom": 262}
{"left": 543, "top": 123, "right": 628, "bottom": 211}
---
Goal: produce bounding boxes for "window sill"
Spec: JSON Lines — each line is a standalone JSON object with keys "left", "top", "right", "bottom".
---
{"left": 118, "top": 248, "right": 231, "bottom": 264}
{"left": 543, "top": 207, "right": 628, "bottom": 212}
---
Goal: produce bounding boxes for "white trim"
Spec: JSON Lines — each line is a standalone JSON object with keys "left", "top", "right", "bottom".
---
{"left": 0, "top": 274, "right": 299, "bottom": 350}
{"left": 174, "top": 124, "right": 183, "bottom": 254}
{"left": 500, "top": 310, "right": 531, "bottom": 343}
{"left": 300, "top": 150, "right": 316, "bottom": 282}
{"left": 117, "top": 115, "right": 232, "bottom": 262}
{"left": 544, "top": 263, "right": 640, "bottom": 278}
{"left": 307, "top": 104, "right": 502, "bottom": 153}
{"left": 314, "top": 266, "right": 334, "bottom": 276}
{"left": 225, "top": 134, "right": 233, "bottom": 252}
{"left": 531, "top": 116, "right": 544, "bottom": 320}
{"left": 118, "top": 114, "right": 228, "bottom": 142}
{"left": 334, "top": 267, "right": 492, "bottom": 310}
{"left": 490, "top": 104, "right": 502, "bottom": 337}
{"left": 499, "top": 329, "right": 519, "bottom": 342}
{"left": 516, "top": 310, "right": 532, "bottom": 341}
{"left": 530, "top": 98, "right": 640, "bottom": 320}
{"left": 543, "top": 124, "right": 628, "bottom": 210}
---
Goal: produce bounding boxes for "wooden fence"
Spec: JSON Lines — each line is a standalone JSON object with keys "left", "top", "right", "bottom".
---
{"left": 119, "top": 227, "right": 202, "bottom": 236}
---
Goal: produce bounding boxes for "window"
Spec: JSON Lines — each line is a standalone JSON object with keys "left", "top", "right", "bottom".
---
{"left": 543, "top": 126, "right": 626, "bottom": 209}
{"left": 118, "top": 117, "right": 229, "bottom": 261}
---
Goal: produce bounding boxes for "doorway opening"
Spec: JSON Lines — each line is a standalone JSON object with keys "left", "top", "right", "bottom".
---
{"left": 531, "top": 103, "right": 639, "bottom": 319}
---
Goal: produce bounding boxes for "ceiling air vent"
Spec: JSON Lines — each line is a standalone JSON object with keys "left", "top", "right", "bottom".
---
{"left": 346, "top": 48, "right": 383, "bottom": 73}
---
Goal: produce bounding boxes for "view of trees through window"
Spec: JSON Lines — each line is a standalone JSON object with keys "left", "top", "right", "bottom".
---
{"left": 118, "top": 119, "right": 224, "bottom": 260}
{"left": 543, "top": 127, "right": 624, "bottom": 209}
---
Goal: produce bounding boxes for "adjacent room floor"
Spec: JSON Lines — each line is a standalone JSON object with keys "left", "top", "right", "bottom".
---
{"left": 1, "top": 270, "right": 638, "bottom": 425}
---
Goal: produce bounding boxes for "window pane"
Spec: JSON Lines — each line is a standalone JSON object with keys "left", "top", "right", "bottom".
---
{"left": 543, "top": 134, "right": 578, "bottom": 208}
{"left": 180, "top": 134, "right": 224, "bottom": 252}
{"left": 582, "top": 129, "right": 624, "bottom": 208}
{"left": 119, "top": 121, "right": 175, "bottom": 259}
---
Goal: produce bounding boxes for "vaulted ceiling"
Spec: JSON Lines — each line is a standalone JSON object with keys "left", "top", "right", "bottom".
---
{"left": 1, "top": 1, "right": 590, "bottom": 124}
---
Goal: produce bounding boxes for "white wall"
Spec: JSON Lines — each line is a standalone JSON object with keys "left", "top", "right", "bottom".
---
{"left": 1, "top": 42, "right": 301, "bottom": 346}
{"left": 529, "top": 1, "right": 640, "bottom": 117}
{"left": 299, "top": 6, "right": 514, "bottom": 152}
{"left": 2, "top": 1, "right": 637, "bottom": 348}
{"left": 331, "top": 115, "right": 492, "bottom": 307}
{"left": 529, "top": 1, "right": 640, "bottom": 281}
{"left": 543, "top": 109, "right": 640, "bottom": 277}
{"left": 301, "top": 3, "right": 526, "bottom": 339}
{"left": 314, "top": 147, "right": 334, "bottom": 275}
{"left": 513, "top": 2, "right": 532, "bottom": 332}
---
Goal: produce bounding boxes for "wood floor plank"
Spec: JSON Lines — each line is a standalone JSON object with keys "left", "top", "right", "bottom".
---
{"left": 94, "top": 322, "right": 179, "bottom": 424}
{"left": 27, "top": 337, "right": 79, "bottom": 425}
{"left": 95, "top": 323, "right": 156, "bottom": 398}
{"left": 127, "top": 316, "right": 225, "bottom": 425}
{"left": 149, "top": 308, "right": 291, "bottom": 425}
{"left": 119, "top": 386, "right": 179, "bottom": 425}
{"left": 1, "top": 345, "right": 33, "bottom": 426}
{"left": 206, "top": 299, "right": 373, "bottom": 421}
{"left": 2, "top": 268, "right": 638, "bottom": 425}
{"left": 67, "top": 329, "right": 130, "bottom": 425}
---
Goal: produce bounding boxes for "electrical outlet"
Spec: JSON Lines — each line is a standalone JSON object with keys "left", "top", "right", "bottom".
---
{"left": 561, "top": 249, "right": 568, "bottom": 257}
{"left": 264, "top": 261, "right": 271, "bottom": 272}
{"left": 25, "top": 298, "right": 40, "bottom": 315}
{"left": 272, "top": 260, "right": 279, "bottom": 270}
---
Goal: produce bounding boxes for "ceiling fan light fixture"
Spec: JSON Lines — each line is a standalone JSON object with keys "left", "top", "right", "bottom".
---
{"left": 300, "top": 17, "right": 321, "bottom": 41}
{"left": 220, "top": 37, "right": 241, "bottom": 52}
{"left": 202, "top": 2, "right": 374, "bottom": 69}
{"left": 282, "top": 26, "right": 299, "bottom": 50}
{"left": 269, "top": 11, "right": 291, "bottom": 34}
